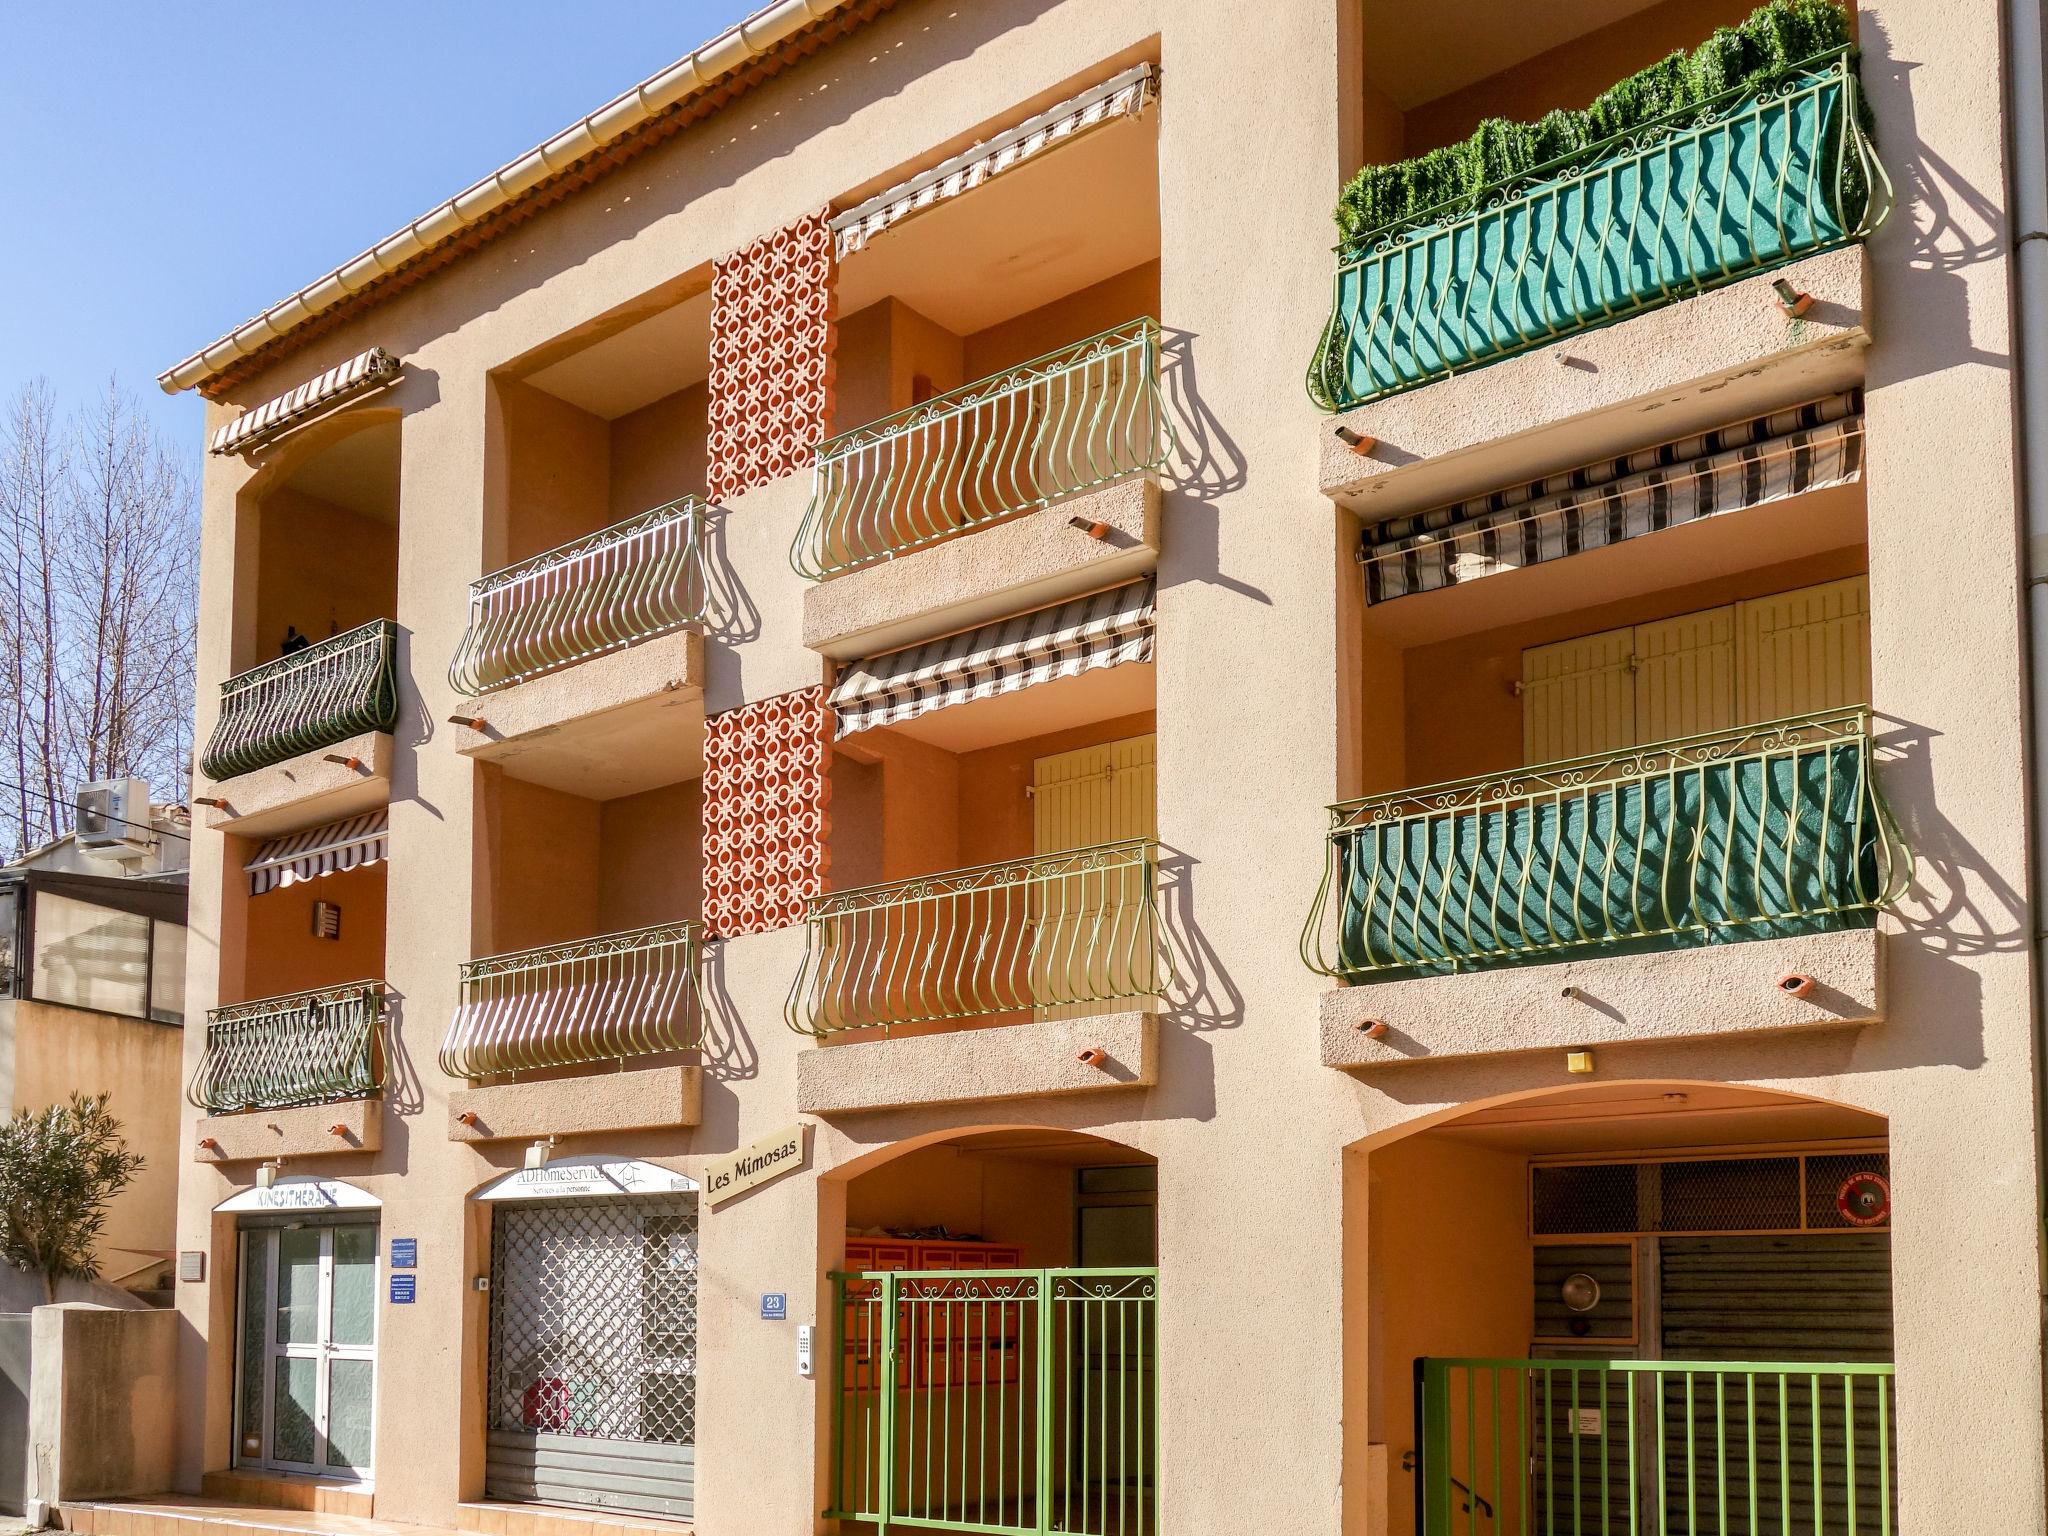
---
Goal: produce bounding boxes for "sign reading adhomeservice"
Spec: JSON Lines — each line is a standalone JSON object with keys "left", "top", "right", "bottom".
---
{"left": 704, "top": 1122, "right": 810, "bottom": 1208}
{"left": 475, "top": 1155, "right": 699, "bottom": 1202}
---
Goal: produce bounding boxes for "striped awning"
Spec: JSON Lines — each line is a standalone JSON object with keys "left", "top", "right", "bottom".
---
{"left": 832, "top": 64, "right": 1158, "bottom": 258}
{"left": 246, "top": 811, "right": 389, "bottom": 895}
{"left": 208, "top": 347, "right": 402, "bottom": 457}
{"left": 1361, "top": 390, "right": 1864, "bottom": 604}
{"left": 830, "top": 577, "right": 1155, "bottom": 737}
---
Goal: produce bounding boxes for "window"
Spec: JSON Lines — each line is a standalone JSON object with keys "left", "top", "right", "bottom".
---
{"left": 28, "top": 890, "right": 186, "bottom": 1023}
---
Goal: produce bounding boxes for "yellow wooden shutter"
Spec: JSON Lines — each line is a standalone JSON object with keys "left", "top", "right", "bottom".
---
{"left": 1031, "top": 735, "right": 1156, "bottom": 1020}
{"left": 1633, "top": 605, "right": 1738, "bottom": 743}
{"left": 1736, "top": 576, "right": 1871, "bottom": 721}
{"left": 1522, "top": 627, "right": 1636, "bottom": 763}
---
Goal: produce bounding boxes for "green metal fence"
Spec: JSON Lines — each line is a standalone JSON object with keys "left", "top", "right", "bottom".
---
{"left": 792, "top": 318, "right": 1169, "bottom": 579}
{"left": 200, "top": 618, "right": 400, "bottom": 781}
{"left": 440, "top": 920, "right": 703, "bottom": 1079}
{"left": 448, "top": 495, "right": 710, "bottom": 695}
{"left": 187, "top": 980, "right": 385, "bottom": 1113}
{"left": 1417, "top": 1357, "right": 1897, "bottom": 1536}
{"left": 1307, "top": 50, "right": 1887, "bottom": 411}
{"left": 786, "top": 839, "right": 1171, "bottom": 1036}
{"left": 1303, "top": 709, "right": 1908, "bottom": 983}
{"left": 831, "top": 1268, "right": 1157, "bottom": 1536}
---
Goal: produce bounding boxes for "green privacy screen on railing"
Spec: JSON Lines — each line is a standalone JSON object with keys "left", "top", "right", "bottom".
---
{"left": 832, "top": 1267, "right": 1157, "bottom": 1536}
{"left": 792, "top": 319, "right": 1168, "bottom": 579}
{"left": 188, "top": 981, "right": 385, "bottom": 1113}
{"left": 200, "top": 618, "right": 400, "bottom": 781}
{"left": 1304, "top": 710, "right": 1907, "bottom": 982}
{"left": 1307, "top": 50, "right": 1886, "bottom": 411}
{"left": 1417, "top": 1357, "right": 1896, "bottom": 1536}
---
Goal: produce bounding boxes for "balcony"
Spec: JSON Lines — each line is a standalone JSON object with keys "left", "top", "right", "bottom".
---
{"left": 200, "top": 619, "right": 399, "bottom": 783}
{"left": 448, "top": 495, "right": 709, "bottom": 695}
{"left": 189, "top": 982, "right": 385, "bottom": 1160}
{"left": 1305, "top": 709, "right": 1906, "bottom": 986}
{"left": 1308, "top": 49, "right": 1885, "bottom": 415}
{"left": 798, "top": 320, "right": 1167, "bottom": 658}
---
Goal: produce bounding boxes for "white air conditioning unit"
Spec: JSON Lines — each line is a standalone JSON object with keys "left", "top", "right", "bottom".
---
{"left": 74, "top": 778, "right": 152, "bottom": 856}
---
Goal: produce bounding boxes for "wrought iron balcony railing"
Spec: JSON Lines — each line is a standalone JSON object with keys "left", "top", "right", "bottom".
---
{"left": 188, "top": 981, "right": 385, "bottom": 1113}
{"left": 1417, "top": 1357, "right": 1896, "bottom": 1536}
{"left": 792, "top": 318, "right": 1169, "bottom": 580}
{"left": 1303, "top": 709, "right": 1908, "bottom": 982}
{"left": 831, "top": 1267, "right": 1159, "bottom": 1536}
{"left": 200, "top": 619, "right": 400, "bottom": 781}
{"left": 441, "top": 920, "right": 704, "bottom": 1079}
{"left": 448, "top": 496, "right": 711, "bottom": 696}
{"left": 787, "top": 838, "right": 1172, "bottom": 1035}
{"left": 1307, "top": 49, "right": 1888, "bottom": 411}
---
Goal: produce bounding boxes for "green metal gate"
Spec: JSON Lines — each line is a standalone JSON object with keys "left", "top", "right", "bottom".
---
{"left": 1417, "top": 1357, "right": 1897, "bottom": 1536}
{"left": 829, "top": 1267, "right": 1157, "bottom": 1535}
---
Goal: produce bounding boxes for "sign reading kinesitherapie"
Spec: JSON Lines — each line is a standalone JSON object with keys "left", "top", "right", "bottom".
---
{"left": 704, "top": 1122, "right": 810, "bottom": 1208}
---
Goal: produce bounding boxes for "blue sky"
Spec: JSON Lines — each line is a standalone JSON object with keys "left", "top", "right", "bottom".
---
{"left": 0, "top": 2, "right": 759, "bottom": 447}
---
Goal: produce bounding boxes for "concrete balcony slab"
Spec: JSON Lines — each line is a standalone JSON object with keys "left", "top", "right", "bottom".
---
{"left": 1319, "top": 247, "right": 1869, "bottom": 522}
{"left": 447, "top": 1063, "right": 702, "bottom": 1141}
{"left": 195, "top": 1096, "right": 381, "bottom": 1162}
{"left": 802, "top": 477, "right": 1159, "bottom": 661}
{"left": 797, "top": 1011, "right": 1156, "bottom": 1114}
{"left": 202, "top": 730, "right": 391, "bottom": 838}
{"left": 1321, "top": 928, "right": 1882, "bottom": 1070}
{"left": 451, "top": 627, "right": 704, "bottom": 799}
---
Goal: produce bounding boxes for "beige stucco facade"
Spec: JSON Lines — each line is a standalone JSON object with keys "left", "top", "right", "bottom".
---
{"left": 149, "top": 1, "right": 2046, "bottom": 1534}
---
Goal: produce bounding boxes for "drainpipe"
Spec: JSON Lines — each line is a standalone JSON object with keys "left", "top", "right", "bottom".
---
{"left": 2007, "top": 0, "right": 2048, "bottom": 1487}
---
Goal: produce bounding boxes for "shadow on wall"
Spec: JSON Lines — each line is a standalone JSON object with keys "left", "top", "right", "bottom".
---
{"left": 382, "top": 988, "right": 427, "bottom": 1116}
{"left": 1156, "top": 848, "right": 1244, "bottom": 1031}
{"left": 697, "top": 940, "right": 760, "bottom": 1083}
{"left": 698, "top": 507, "right": 761, "bottom": 646}
{"left": 1875, "top": 715, "right": 2027, "bottom": 960}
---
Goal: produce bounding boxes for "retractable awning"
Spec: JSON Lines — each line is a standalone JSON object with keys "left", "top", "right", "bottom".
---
{"left": 1360, "top": 390, "right": 1864, "bottom": 603}
{"left": 246, "top": 810, "right": 389, "bottom": 895}
{"left": 831, "top": 63, "right": 1158, "bottom": 258}
{"left": 829, "top": 577, "right": 1155, "bottom": 737}
{"left": 208, "top": 347, "right": 402, "bottom": 457}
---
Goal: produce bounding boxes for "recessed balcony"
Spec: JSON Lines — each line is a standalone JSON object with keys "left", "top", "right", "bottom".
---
{"left": 189, "top": 981, "right": 386, "bottom": 1160}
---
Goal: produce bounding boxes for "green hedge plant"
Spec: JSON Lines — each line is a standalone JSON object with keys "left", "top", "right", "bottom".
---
{"left": 1334, "top": 0, "right": 1856, "bottom": 249}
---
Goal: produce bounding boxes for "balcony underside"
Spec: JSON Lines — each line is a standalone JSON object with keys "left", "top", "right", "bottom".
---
{"left": 447, "top": 1063, "right": 702, "bottom": 1141}
{"left": 796, "top": 1011, "right": 1157, "bottom": 1115}
{"left": 1321, "top": 925, "right": 1882, "bottom": 1070}
{"left": 803, "top": 477, "right": 1158, "bottom": 660}
{"left": 1319, "top": 247, "right": 1868, "bottom": 519}
{"left": 452, "top": 626, "right": 704, "bottom": 799}
{"left": 202, "top": 729, "right": 392, "bottom": 837}
{"left": 194, "top": 1096, "right": 381, "bottom": 1161}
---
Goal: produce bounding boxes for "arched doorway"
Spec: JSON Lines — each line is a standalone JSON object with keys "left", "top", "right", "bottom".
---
{"left": 827, "top": 1128, "right": 1159, "bottom": 1536}
{"left": 1353, "top": 1082, "right": 1894, "bottom": 1536}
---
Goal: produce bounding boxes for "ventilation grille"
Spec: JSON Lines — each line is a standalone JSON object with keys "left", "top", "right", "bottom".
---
{"left": 1533, "top": 1154, "right": 1889, "bottom": 1237}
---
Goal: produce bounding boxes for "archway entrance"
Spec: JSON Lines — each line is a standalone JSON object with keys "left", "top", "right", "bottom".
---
{"left": 1355, "top": 1083, "right": 1895, "bottom": 1536}
{"left": 829, "top": 1129, "right": 1158, "bottom": 1536}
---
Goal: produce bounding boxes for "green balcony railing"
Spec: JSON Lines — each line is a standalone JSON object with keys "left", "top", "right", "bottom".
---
{"left": 1417, "top": 1357, "right": 1896, "bottom": 1536}
{"left": 792, "top": 318, "right": 1169, "bottom": 580}
{"left": 1307, "top": 49, "right": 1887, "bottom": 411}
{"left": 448, "top": 496, "right": 710, "bottom": 695}
{"left": 200, "top": 619, "right": 400, "bottom": 781}
{"left": 187, "top": 981, "right": 385, "bottom": 1113}
{"left": 1303, "top": 709, "right": 1908, "bottom": 983}
{"left": 441, "top": 920, "right": 703, "bottom": 1079}
{"left": 831, "top": 1267, "right": 1157, "bottom": 1536}
{"left": 786, "top": 839, "right": 1171, "bottom": 1036}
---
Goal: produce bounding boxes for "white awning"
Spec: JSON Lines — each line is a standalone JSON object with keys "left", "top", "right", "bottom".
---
{"left": 246, "top": 811, "right": 389, "bottom": 895}
{"left": 832, "top": 63, "right": 1158, "bottom": 258}
{"left": 208, "top": 347, "right": 402, "bottom": 457}
{"left": 830, "top": 577, "right": 1155, "bottom": 737}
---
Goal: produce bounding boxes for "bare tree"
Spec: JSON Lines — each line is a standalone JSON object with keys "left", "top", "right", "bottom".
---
{"left": 0, "top": 380, "right": 196, "bottom": 857}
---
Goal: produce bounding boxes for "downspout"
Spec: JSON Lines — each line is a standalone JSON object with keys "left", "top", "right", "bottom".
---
{"left": 2007, "top": 0, "right": 2048, "bottom": 1482}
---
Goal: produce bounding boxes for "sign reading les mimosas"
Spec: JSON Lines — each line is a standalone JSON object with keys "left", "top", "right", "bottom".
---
{"left": 705, "top": 1122, "right": 810, "bottom": 1208}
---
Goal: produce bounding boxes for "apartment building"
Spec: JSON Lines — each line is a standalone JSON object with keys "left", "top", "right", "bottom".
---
{"left": 122, "top": 0, "right": 2045, "bottom": 1533}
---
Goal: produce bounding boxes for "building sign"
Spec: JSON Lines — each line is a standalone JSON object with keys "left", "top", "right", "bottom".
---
{"left": 390, "top": 1274, "right": 416, "bottom": 1304}
{"left": 761, "top": 1292, "right": 788, "bottom": 1320}
{"left": 704, "top": 1122, "right": 810, "bottom": 1208}
{"left": 390, "top": 1237, "right": 417, "bottom": 1268}
{"left": 216, "top": 1177, "right": 380, "bottom": 1214}
{"left": 475, "top": 1154, "right": 699, "bottom": 1203}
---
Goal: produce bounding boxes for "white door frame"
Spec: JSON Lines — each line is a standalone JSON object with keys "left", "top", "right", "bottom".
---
{"left": 236, "top": 1219, "right": 379, "bottom": 1480}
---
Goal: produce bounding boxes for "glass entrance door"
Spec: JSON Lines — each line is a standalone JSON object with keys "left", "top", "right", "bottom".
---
{"left": 237, "top": 1222, "right": 378, "bottom": 1477}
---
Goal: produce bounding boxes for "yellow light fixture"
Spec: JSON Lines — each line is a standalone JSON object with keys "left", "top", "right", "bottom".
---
{"left": 1566, "top": 1050, "right": 1594, "bottom": 1075}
